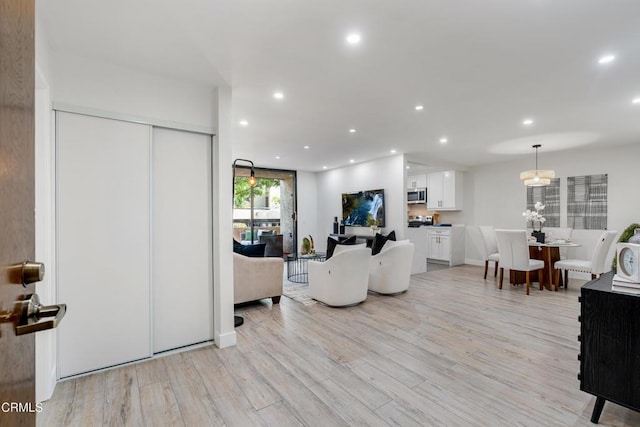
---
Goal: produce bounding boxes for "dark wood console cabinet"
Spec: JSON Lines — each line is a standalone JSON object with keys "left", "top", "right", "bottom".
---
{"left": 579, "top": 272, "right": 640, "bottom": 423}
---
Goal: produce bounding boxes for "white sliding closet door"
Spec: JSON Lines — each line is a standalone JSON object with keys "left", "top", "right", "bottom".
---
{"left": 152, "top": 128, "right": 213, "bottom": 353}
{"left": 57, "top": 112, "right": 151, "bottom": 377}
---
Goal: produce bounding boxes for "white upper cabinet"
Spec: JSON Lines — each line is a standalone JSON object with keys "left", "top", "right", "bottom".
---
{"left": 427, "top": 171, "right": 463, "bottom": 210}
{"left": 407, "top": 173, "right": 427, "bottom": 189}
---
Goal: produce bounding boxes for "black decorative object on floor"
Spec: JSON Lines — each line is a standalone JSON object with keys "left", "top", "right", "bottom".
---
{"left": 234, "top": 315, "right": 244, "bottom": 327}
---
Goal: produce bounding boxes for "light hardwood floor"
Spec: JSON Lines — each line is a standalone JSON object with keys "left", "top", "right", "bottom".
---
{"left": 39, "top": 265, "right": 640, "bottom": 426}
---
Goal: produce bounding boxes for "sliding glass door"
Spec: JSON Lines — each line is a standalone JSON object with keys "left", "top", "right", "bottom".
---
{"left": 233, "top": 167, "right": 297, "bottom": 256}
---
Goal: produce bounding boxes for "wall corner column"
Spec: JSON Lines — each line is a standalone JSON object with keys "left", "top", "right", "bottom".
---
{"left": 212, "top": 84, "right": 236, "bottom": 347}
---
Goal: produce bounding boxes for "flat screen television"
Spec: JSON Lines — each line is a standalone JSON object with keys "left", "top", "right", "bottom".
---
{"left": 342, "top": 189, "right": 385, "bottom": 227}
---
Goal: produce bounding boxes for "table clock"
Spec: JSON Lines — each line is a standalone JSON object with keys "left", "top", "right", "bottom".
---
{"left": 615, "top": 242, "right": 640, "bottom": 283}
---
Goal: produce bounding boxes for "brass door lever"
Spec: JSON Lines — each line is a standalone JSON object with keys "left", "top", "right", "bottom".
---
{"left": 1, "top": 293, "right": 66, "bottom": 336}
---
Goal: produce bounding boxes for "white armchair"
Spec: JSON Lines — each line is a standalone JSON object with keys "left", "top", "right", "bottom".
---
{"left": 309, "top": 246, "right": 371, "bottom": 306}
{"left": 368, "top": 241, "right": 414, "bottom": 294}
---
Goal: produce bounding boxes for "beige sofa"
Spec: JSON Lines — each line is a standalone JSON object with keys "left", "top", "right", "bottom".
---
{"left": 233, "top": 253, "right": 284, "bottom": 304}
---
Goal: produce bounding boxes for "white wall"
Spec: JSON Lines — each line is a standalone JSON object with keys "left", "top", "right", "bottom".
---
{"left": 296, "top": 171, "right": 319, "bottom": 252}
{"left": 458, "top": 143, "right": 640, "bottom": 271}
{"left": 315, "top": 155, "right": 406, "bottom": 251}
{"left": 212, "top": 85, "right": 235, "bottom": 348}
{"left": 53, "top": 53, "right": 215, "bottom": 130}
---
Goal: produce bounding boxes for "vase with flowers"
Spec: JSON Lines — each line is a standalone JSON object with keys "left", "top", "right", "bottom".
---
{"left": 522, "top": 201, "right": 547, "bottom": 243}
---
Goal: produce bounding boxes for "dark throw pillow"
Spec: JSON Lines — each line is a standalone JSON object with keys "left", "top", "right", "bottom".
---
{"left": 233, "top": 239, "right": 266, "bottom": 257}
{"left": 326, "top": 235, "right": 357, "bottom": 259}
{"left": 371, "top": 230, "right": 396, "bottom": 256}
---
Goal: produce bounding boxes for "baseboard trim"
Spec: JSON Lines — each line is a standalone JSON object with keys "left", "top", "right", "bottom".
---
{"left": 57, "top": 341, "right": 216, "bottom": 382}
{"left": 215, "top": 330, "right": 236, "bottom": 348}
{"left": 465, "top": 258, "right": 484, "bottom": 267}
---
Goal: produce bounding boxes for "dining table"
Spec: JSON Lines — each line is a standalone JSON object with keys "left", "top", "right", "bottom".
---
{"left": 510, "top": 240, "right": 581, "bottom": 291}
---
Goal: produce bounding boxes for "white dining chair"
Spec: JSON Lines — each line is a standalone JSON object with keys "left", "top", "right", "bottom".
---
{"left": 495, "top": 229, "right": 545, "bottom": 295}
{"left": 553, "top": 230, "right": 618, "bottom": 289}
{"left": 478, "top": 226, "right": 500, "bottom": 279}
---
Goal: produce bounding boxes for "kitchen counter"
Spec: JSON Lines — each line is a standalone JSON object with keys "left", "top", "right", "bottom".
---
{"left": 406, "top": 225, "right": 465, "bottom": 274}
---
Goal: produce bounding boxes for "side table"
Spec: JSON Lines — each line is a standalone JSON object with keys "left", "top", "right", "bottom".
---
{"left": 286, "top": 252, "right": 326, "bottom": 283}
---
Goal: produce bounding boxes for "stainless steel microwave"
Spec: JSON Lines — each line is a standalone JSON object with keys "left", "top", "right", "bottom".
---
{"left": 407, "top": 188, "right": 426, "bottom": 204}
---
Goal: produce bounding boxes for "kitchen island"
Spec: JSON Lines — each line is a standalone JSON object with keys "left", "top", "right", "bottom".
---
{"left": 406, "top": 225, "right": 465, "bottom": 274}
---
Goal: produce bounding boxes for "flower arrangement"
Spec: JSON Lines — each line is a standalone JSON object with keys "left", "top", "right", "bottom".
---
{"left": 522, "top": 201, "right": 546, "bottom": 232}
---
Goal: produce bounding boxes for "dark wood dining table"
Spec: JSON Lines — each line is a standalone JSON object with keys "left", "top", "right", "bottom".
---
{"left": 510, "top": 241, "right": 581, "bottom": 291}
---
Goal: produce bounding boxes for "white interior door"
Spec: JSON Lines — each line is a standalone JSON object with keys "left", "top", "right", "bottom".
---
{"left": 152, "top": 128, "right": 213, "bottom": 353}
{"left": 57, "top": 112, "right": 151, "bottom": 377}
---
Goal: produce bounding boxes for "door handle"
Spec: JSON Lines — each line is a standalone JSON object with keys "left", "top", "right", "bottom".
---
{"left": 0, "top": 293, "right": 67, "bottom": 336}
{"left": 15, "top": 293, "right": 67, "bottom": 336}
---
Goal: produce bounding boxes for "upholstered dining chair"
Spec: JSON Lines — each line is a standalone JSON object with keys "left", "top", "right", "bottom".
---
{"left": 478, "top": 226, "right": 500, "bottom": 279}
{"left": 309, "top": 245, "right": 371, "bottom": 306}
{"left": 553, "top": 230, "right": 618, "bottom": 289}
{"left": 495, "top": 229, "right": 545, "bottom": 295}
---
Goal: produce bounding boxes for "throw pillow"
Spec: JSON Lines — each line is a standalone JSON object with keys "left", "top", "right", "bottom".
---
{"left": 233, "top": 239, "right": 266, "bottom": 257}
{"left": 371, "top": 230, "right": 397, "bottom": 256}
{"left": 326, "top": 235, "right": 357, "bottom": 259}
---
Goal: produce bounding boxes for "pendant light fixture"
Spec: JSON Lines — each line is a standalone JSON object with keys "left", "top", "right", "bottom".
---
{"left": 520, "top": 144, "right": 555, "bottom": 187}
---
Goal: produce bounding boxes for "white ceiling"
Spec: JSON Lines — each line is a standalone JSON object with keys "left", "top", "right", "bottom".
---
{"left": 39, "top": 0, "right": 640, "bottom": 172}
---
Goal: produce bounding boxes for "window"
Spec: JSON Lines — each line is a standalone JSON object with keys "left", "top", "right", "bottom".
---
{"left": 233, "top": 167, "right": 297, "bottom": 255}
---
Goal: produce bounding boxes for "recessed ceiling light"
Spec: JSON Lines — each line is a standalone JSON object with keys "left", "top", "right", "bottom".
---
{"left": 598, "top": 54, "right": 616, "bottom": 64}
{"left": 390, "top": 149, "right": 397, "bottom": 154}
{"left": 346, "top": 33, "right": 361, "bottom": 45}
{"left": 349, "top": 128, "right": 356, "bottom": 133}
{"left": 439, "top": 137, "right": 448, "bottom": 144}
{"left": 275, "top": 156, "right": 280, "bottom": 159}
{"left": 406, "top": 165, "right": 411, "bottom": 169}
{"left": 322, "top": 166, "right": 328, "bottom": 170}
{"left": 415, "top": 105, "right": 424, "bottom": 111}
{"left": 239, "top": 120, "right": 249, "bottom": 127}
{"left": 522, "top": 119, "right": 534, "bottom": 126}
{"left": 304, "top": 145, "right": 310, "bottom": 149}
{"left": 349, "top": 159, "right": 355, "bottom": 163}
{"left": 273, "top": 92, "right": 284, "bottom": 99}
{"left": 632, "top": 97, "right": 640, "bottom": 104}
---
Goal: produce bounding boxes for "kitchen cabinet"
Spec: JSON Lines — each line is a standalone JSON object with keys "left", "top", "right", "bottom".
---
{"left": 427, "top": 171, "right": 463, "bottom": 210}
{"left": 407, "top": 173, "right": 427, "bottom": 189}
{"left": 428, "top": 230, "right": 450, "bottom": 261}
{"left": 426, "top": 225, "right": 465, "bottom": 266}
